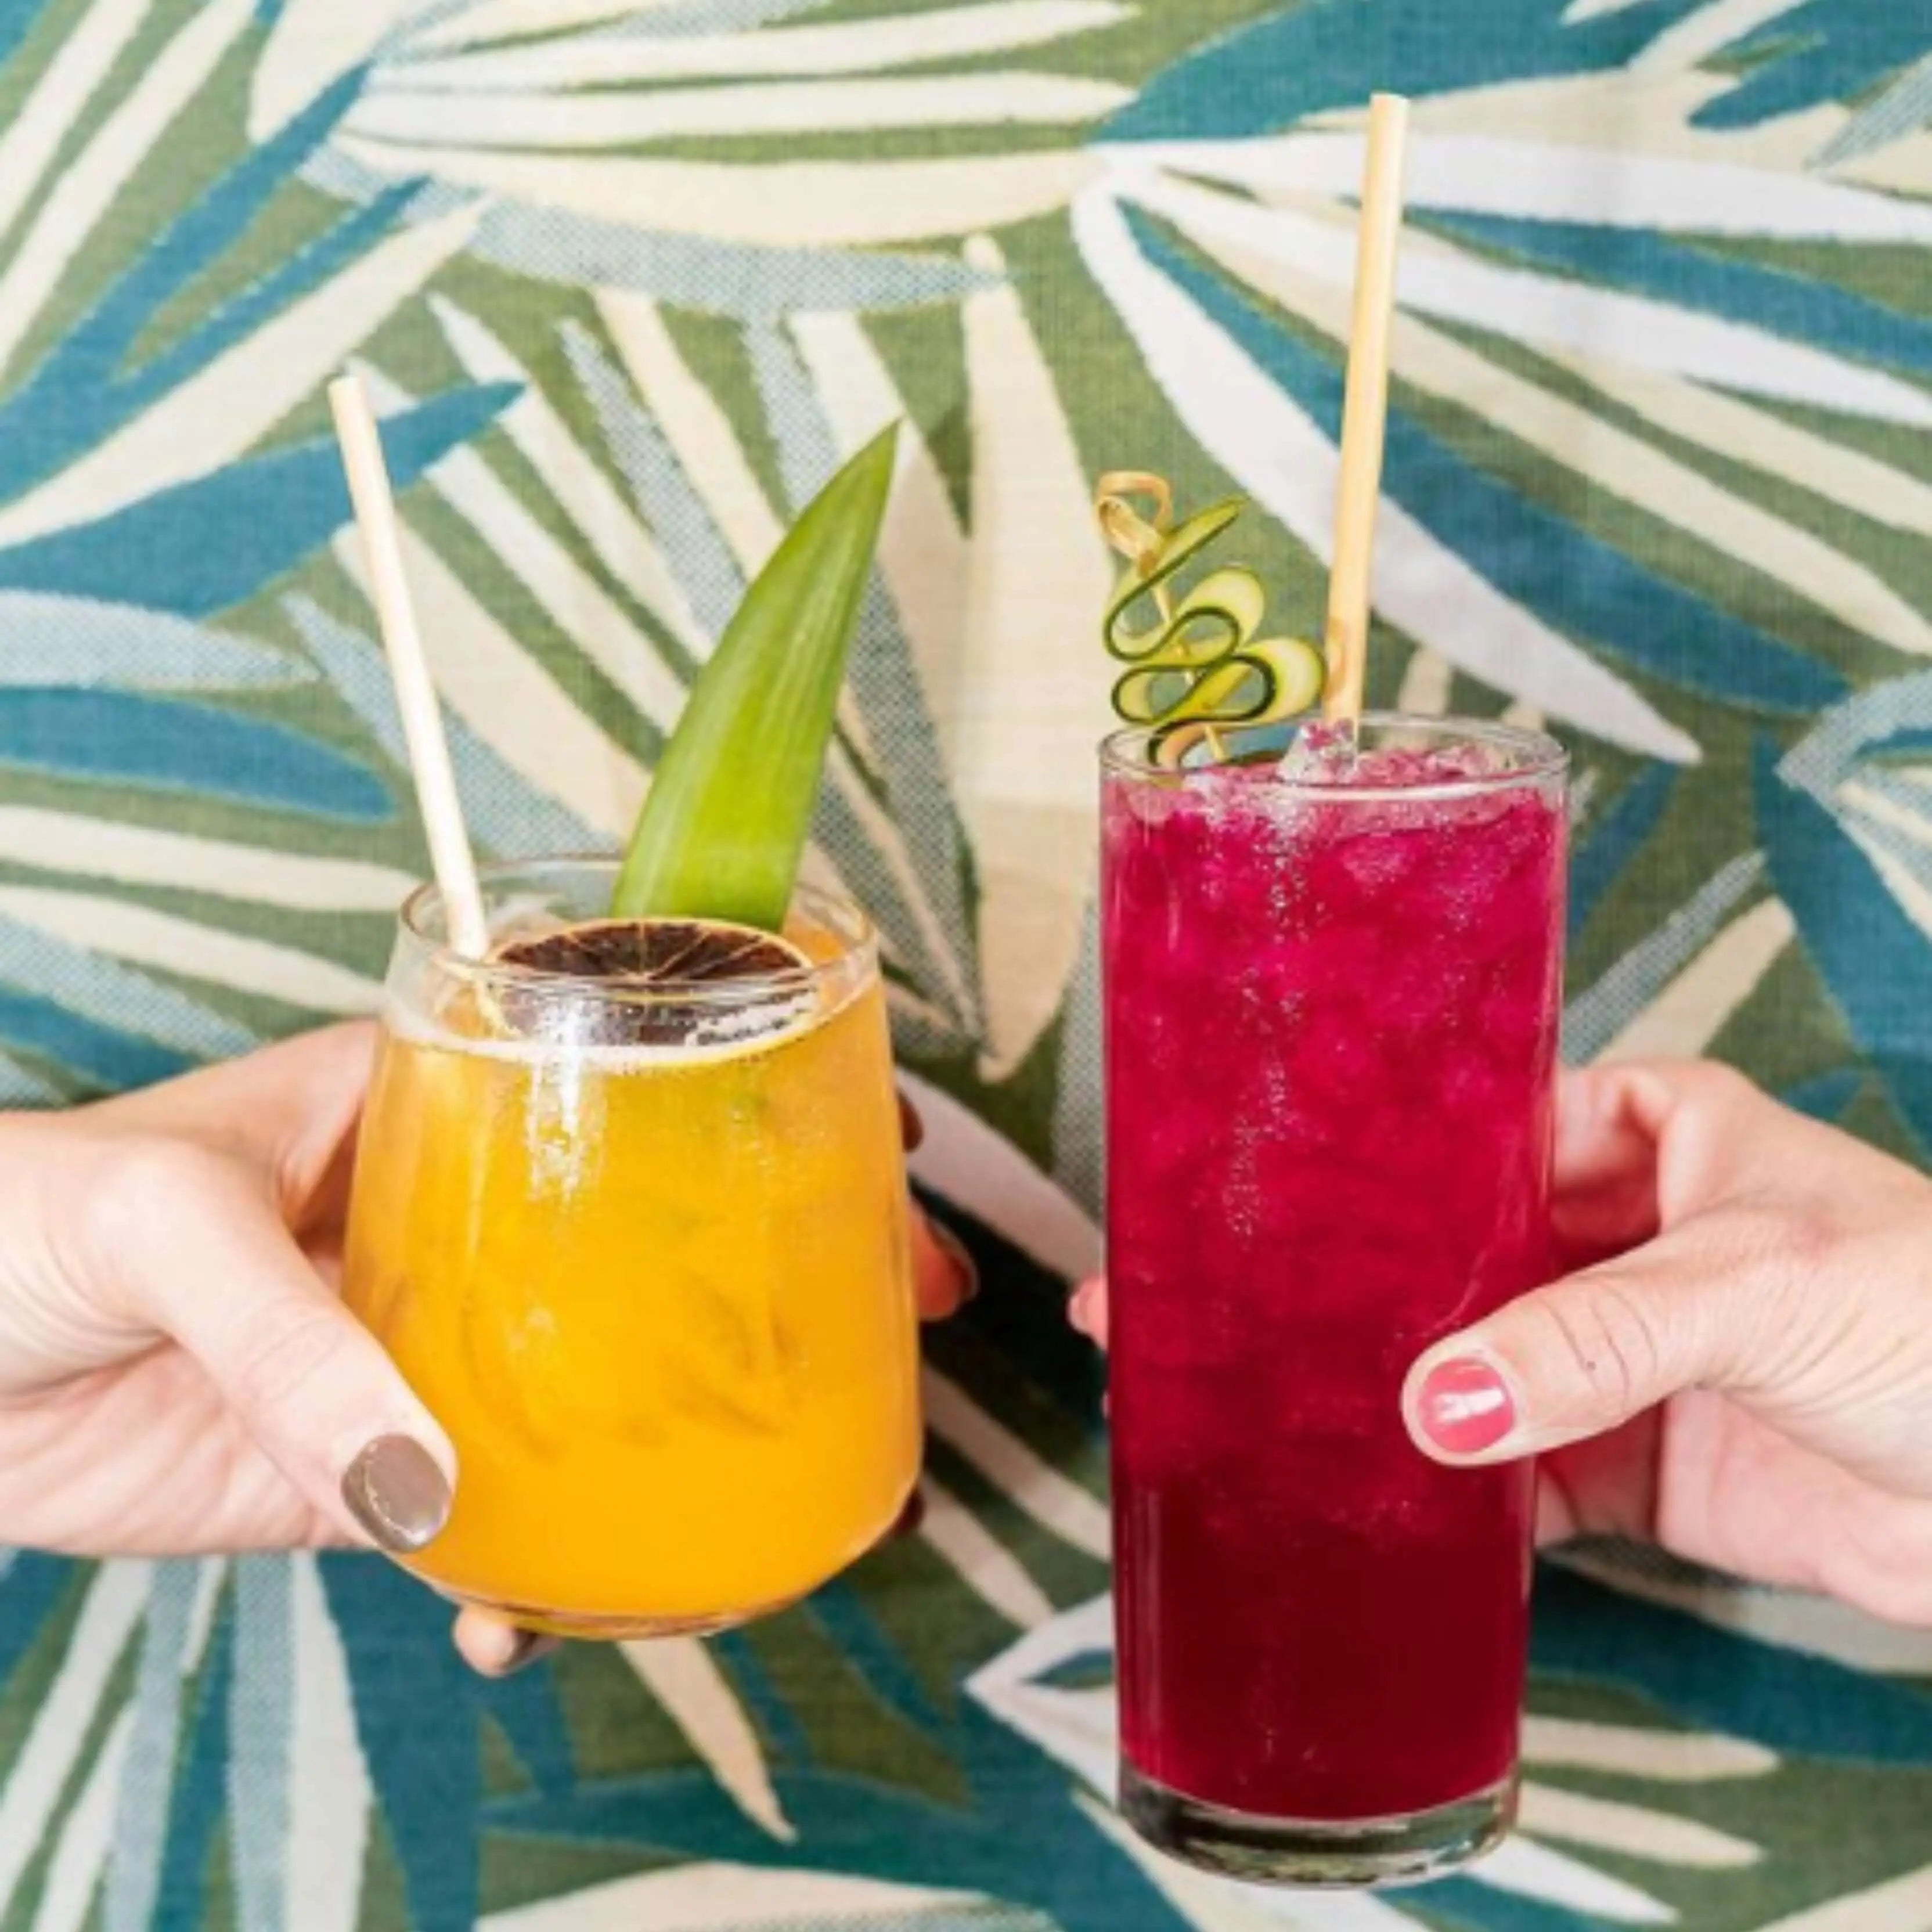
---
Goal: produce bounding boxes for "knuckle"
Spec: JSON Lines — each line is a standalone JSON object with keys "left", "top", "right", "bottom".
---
{"left": 228, "top": 1300, "right": 356, "bottom": 1417}
{"left": 1518, "top": 1282, "right": 1664, "bottom": 1423}
{"left": 1829, "top": 1514, "right": 1932, "bottom": 1630}
{"left": 84, "top": 1137, "right": 230, "bottom": 1263}
{"left": 1645, "top": 1057, "right": 1761, "bottom": 1117}
{"left": 1711, "top": 1196, "right": 1833, "bottom": 1300}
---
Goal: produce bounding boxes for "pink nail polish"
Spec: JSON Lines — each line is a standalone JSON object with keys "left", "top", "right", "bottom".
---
{"left": 1415, "top": 1357, "right": 1517, "bottom": 1457}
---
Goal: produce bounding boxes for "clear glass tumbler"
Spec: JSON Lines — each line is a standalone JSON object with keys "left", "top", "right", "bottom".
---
{"left": 343, "top": 858, "right": 922, "bottom": 1638}
{"left": 1102, "top": 717, "right": 1567, "bottom": 1884}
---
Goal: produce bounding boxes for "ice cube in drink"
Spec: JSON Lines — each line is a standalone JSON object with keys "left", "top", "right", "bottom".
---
{"left": 1102, "top": 716, "right": 1566, "bottom": 1886}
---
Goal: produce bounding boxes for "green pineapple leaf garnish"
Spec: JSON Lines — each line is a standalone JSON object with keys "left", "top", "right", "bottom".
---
{"left": 1095, "top": 470, "right": 1324, "bottom": 769}
{"left": 613, "top": 423, "right": 899, "bottom": 929}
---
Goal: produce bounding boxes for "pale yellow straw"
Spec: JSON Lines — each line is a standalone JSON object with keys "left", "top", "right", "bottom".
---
{"left": 328, "top": 373, "right": 489, "bottom": 959}
{"left": 1321, "top": 92, "right": 1411, "bottom": 730}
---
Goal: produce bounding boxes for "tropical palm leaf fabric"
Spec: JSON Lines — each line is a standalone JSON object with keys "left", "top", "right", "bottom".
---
{"left": 1, "top": 1, "right": 1931, "bottom": 1926}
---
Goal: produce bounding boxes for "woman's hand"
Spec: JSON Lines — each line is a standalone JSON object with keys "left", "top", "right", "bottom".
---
{"left": 1069, "top": 1061, "right": 1932, "bottom": 1627}
{"left": 1401, "top": 1061, "right": 1932, "bottom": 1625}
{"left": 0, "top": 1025, "right": 450, "bottom": 1558}
{"left": 0, "top": 1026, "right": 974, "bottom": 1669}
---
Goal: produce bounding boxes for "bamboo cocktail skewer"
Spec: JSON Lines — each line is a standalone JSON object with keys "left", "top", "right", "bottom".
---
{"left": 1321, "top": 92, "right": 1411, "bottom": 730}
{"left": 329, "top": 373, "right": 490, "bottom": 960}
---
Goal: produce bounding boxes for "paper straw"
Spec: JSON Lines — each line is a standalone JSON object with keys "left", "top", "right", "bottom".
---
{"left": 1322, "top": 92, "right": 1411, "bottom": 729}
{"left": 328, "top": 374, "right": 489, "bottom": 958}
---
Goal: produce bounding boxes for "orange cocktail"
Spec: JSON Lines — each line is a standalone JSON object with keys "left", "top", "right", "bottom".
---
{"left": 343, "top": 860, "right": 921, "bottom": 1636}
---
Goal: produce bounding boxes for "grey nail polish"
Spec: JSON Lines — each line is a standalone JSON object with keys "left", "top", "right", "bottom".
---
{"left": 342, "top": 1435, "right": 451, "bottom": 1553}
{"left": 933, "top": 1222, "right": 979, "bottom": 1304}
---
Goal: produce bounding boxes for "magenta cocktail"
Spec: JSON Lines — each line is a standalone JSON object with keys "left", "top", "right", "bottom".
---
{"left": 1102, "top": 715, "right": 1566, "bottom": 1886}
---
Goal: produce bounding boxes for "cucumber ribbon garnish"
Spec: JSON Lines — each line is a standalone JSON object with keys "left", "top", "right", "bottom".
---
{"left": 1094, "top": 471, "right": 1325, "bottom": 769}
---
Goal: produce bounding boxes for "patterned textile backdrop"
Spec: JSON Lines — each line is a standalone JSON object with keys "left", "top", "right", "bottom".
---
{"left": 1, "top": 1, "right": 1931, "bottom": 1927}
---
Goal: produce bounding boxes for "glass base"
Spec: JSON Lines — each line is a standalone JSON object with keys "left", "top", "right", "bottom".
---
{"left": 1119, "top": 1761, "right": 1516, "bottom": 1888}
{"left": 434, "top": 1587, "right": 803, "bottom": 1642}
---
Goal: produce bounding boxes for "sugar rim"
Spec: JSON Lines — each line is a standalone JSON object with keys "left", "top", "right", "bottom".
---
{"left": 1099, "top": 712, "right": 1569, "bottom": 806}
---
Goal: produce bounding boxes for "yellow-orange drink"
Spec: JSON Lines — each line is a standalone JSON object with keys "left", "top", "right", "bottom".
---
{"left": 343, "top": 862, "right": 921, "bottom": 1636}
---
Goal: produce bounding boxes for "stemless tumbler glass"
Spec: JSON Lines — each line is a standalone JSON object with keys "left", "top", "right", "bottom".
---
{"left": 1102, "top": 716, "right": 1567, "bottom": 1886}
{"left": 343, "top": 858, "right": 922, "bottom": 1638}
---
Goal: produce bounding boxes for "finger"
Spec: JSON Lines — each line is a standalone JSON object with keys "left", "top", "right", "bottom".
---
{"left": 1550, "top": 1064, "right": 1665, "bottom": 1260}
{"left": 910, "top": 1206, "right": 976, "bottom": 1319}
{"left": 1068, "top": 1277, "right": 1108, "bottom": 1350}
{"left": 453, "top": 1608, "right": 558, "bottom": 1677}
{"left": 93, "top": 1142, "right": 456, "bottom": 1552}
{"left": 1402, "top": 1240, "right": 1740, "bottom": 1467}
{"left": 94, "top": 1025, "right": 377, "bottom": 1235}
{"left": 1534, "top": 1415, "right": 1663, "bottom": 1547}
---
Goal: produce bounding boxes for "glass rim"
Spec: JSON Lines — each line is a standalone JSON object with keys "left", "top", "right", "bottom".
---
{"left": 1099, "top": 712, "right": 1569, "bottom": 804}
{"left": 397, "top": 855, "right": 874, "bottom": 1007}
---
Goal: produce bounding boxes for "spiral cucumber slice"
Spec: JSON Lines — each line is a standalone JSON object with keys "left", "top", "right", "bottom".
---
{"left": 1095, "top": 471, "right": 1325, "bottom": 769}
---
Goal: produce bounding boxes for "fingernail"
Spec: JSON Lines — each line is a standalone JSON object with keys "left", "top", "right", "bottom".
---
{"left": 1068, "top": 1281, "right": 1097, "bottom": 1336}
{"left": 1414, "top": 1357, "right": 1518, "bottom": 1458}
{"left": 342, "top": 1435, "right": 451, "bottom": 1553}
{"left": 897, "top": 1092, "right": 925, "bottom": 1154}
{"left": 932, "top": 1222, "right": 978, "bottom": 1305}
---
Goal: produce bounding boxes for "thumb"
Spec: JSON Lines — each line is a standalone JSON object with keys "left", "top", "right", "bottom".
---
{"left": 1401, "top": 1243, "right": 1736, "bottom": 1465}
{"left": 93, "top": 1140, "right": 456, "bottom": 1552}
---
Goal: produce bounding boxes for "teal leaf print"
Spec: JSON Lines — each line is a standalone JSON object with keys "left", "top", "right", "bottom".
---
{"left": 1783, "top": 1066, "right": 1866, "bottom": 1122}
{"left": 0, "top": 69, "right": 387, "bottom": 493}
{"left": 746, "top": 317, "right": 984, "bottom": 1032}
{"left": 472, "top": 205, "right": 1000, "bottom": 317}
{"left": 1429, "top": 214, "right": 1932, "bottom": 378}
{"left": 561, "top": 319, "right": 745, "bottom": 641}
{"left": 475, "top": 1667, "right": 575, "bottom": 1798}
{"left": 489, "top": 1753, "right": 1194, "bottom": 1932}
{"left": 318, "top": 1556, "right": 480, "bottom": 1932}
{"left": 1533, "top": 1567, "right": 1932, "bottom": 1763}
{"left": 0, "top": 0, "right": 42, "bottom": 69}
{"left": 285, "top": 595, "right": 599, "bottom": 857}
{"left": 1569, "top": 765, "right": 1679, "bottom": 943}
{"left": 0, "top": 990, "right": 196, "bottom": 1089}
{"left": 150, "top": 1613, "right": 236, "bottom": 1930}
{"left": 226, "top": 1559, "right": 293, "bottom": 1932}
{"left": 0, "top": 596, "right": 304, "bottom": 689}
{"left": 0, "top": 908, "right": 257, "bottom": 1061}
{"left": 107, "top": 1563, "right": 207, "bottom": 1932}
{"left": 1819, "top": 49, "right": 1932, "bottom": 164}
{"left": 0, "top": 385, "right": 518, "bottom": 617}
{"left": 612, "top": 0, "right": 839, "bottom": 32}
{"left": 1102, "top": 0, "right": 1705, "bottom": 143}
{"left": 1756, "top": 735, "right": 1932, "bottom": 1154}
{"left": 0, "top": 1046, "right": 58, "bottom": 1105}
{"left": 3, "top": 5, "right": 1932, "bottom": 1929}
{"left": 1693, "top": 1, "right": 1932, "bottom": 131}
{"left": 1565, "top": 853, "right": 1766, "bottom": 1063}
{"left": 0, "top": 691, "right": 391, "bottom": 820}
{"left": 1127, "top": 210, "right": 1849, "bottom": 715}
{"left": 1419, "top": 1883, "right": 1606, "bottom": 1932}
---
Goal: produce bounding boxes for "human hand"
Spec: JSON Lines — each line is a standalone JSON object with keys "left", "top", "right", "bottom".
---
{"left": 1399, "top": 1061, "right": 1932, "bottom": 1625}
{"left": 1069, "top": 1062, "right": 1932, "bottom": 1626}
{"left": 0, "top": 1024, "right": 452, "bottom": 1558}
{"left": 0, "top": 1026, "right": 974, "bottom": 1671}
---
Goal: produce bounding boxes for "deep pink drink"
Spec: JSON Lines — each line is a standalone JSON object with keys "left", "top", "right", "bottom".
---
{"left": 1101, "top": 716, "right": 1566, "bottom": 1886}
